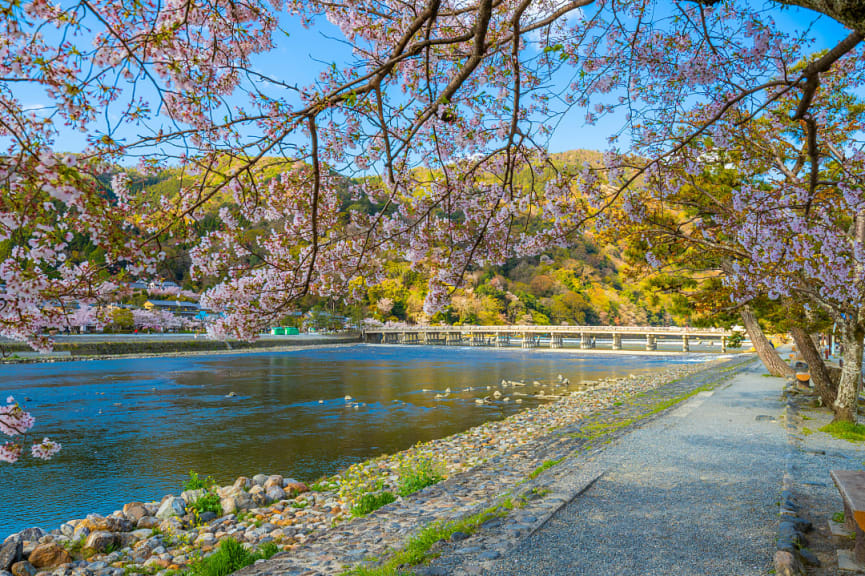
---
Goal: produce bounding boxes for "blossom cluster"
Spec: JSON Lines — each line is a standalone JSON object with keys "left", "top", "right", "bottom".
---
{"left": 1, "top": 396, "right": 60, "bottom": 464}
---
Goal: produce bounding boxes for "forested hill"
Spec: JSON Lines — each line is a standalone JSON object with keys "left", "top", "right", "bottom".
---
{"left": 130, "top": 150, "right": 693, "bottom": 327}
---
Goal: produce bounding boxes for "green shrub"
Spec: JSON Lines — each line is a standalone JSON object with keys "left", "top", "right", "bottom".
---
{"left": 186, "top": 539, "right": 279, "bottom": 576}
{"left": 184, "top": 471, "right": 215, "bottom": 491}
{"left": 189, "top": 492, "right": 223, "bottom": 517}
{"left": 351, "top": 492, "right": 396, "bottom": 517}
{"left": 397, "top": 458, "right": 444, "bottom": 497}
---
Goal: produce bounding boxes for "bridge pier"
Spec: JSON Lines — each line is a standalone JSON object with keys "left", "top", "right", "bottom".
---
{"left": 362, "top": 326, "right": 734, "bottom": 353}
{"left": 646, "top": 334, "right": 657, "bottom": 351}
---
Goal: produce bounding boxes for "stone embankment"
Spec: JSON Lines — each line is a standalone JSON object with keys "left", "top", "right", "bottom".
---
{"left": 1, "top": 357, "right": 745, "bottom": 576}
{"left": 0, "top": 336, "right": 360, "bottom": 363}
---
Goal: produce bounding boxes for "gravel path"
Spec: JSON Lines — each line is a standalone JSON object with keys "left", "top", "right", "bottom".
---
{"left": 427, "top": 359, "right": 787, "bottom": 576}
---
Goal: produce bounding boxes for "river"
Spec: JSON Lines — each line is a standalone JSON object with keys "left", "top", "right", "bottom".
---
{"left": 0, "top": 344, "right": 722, "bottom": 537}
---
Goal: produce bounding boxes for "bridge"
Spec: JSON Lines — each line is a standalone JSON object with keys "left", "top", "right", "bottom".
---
{"left": 362, "top": 325, "right": 735, "bottom": 352}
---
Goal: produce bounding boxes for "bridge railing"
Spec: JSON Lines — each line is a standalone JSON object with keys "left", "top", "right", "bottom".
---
{"left": 361, "top": 325, "right": 733, "bottom": 337}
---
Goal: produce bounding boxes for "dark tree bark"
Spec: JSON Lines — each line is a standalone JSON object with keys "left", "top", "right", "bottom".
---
{"left": 740, "top": 305, "right": 794, "bottom": 377}
{"left": 790, "top": 325, "right": 837, "bottom": 407}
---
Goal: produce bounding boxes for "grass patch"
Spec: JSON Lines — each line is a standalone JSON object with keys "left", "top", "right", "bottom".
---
{"left": 570, "top": 380, "right": 721, "bottom": 441}
{"left": 528, "top": 457, "right": 564, "bottom": 480}
{"left": 802, "top": 427, "right": 814, "bottom": 436}
{"left": 351, "top": 492, "right": 397, "bottom": 517}
{"left": 341, "top": 502, "right": 510, "bottom": 575}
{"left": 397, "top": 457, "right": 445, "bottom": 497}
{"left": 186, "top": 539, "right": 278, "bottom": 576}
{"left": 819, "top": 421, "right": 865, "bottom": 442}
{"left": 833, "top": 511, "right": 845, "bottom": 523}
{"left": 801, "top": 414, "right": 813, "bottom": 421}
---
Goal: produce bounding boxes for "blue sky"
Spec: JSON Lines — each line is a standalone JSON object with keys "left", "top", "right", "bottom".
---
{"left": 12, "top": 2, "right": 854, "bottom": 158}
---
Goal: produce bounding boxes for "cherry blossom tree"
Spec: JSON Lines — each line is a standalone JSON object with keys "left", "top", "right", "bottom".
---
{"left": 1, "top": 396, "right": 60, "bottom": 463}
{"left": 132, "top": 309, "right": 183, "bottom": 332}
{"left": 65, "top": 303, "right": 102, "bottom": 333}
{"left": 2, "top": 0, "right": 865, "bottom": 413}
{"left": 609, "top": 54, "right": 865, "bottom": 420}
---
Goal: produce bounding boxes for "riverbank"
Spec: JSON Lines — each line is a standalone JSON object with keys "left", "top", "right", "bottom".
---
{"left": 0, "top": 335, "right": 361, "bottom": 364}
{"left": 0, "top": 355, "right": 751, "bottom": 576}
{"left": 1, "top": 334, "right": 743, "bottom": 364}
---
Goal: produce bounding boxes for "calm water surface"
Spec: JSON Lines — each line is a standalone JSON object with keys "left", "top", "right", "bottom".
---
{"left": 0, "top": 344, "right": 715, "bottom": 536}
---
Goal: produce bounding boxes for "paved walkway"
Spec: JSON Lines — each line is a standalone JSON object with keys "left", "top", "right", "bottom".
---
{"left": 425, "top": 360, "right": 788, "bottom": 575}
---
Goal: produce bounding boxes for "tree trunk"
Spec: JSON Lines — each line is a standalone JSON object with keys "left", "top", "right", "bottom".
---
{"left": 790, "top": 325, "right": 837, "bottom": 406}
{"left": 740, "top": 305, "right": 793, "bottom": 377}
{"left": 833, "top": 321, "right": 865, "bottom": 423}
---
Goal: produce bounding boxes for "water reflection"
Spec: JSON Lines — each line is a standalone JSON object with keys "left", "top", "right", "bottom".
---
{"left": 0, "top": 344, "right": 713, "bottom": 536}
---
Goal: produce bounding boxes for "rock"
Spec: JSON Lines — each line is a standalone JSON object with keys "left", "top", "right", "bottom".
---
{"left": 450, "top": 531, "right": 469, "bottom": 542}
{"left": 14, "top": 531, "right": 43, "bottom": 544}
{"left": 122, "top": 503, "right": 149, "bottom": 524}
{"left": 158, "top": 518, "right": 185, "bottom": 533}
{"left": 0, "top": 539, "right": 22, "bottom": 571}
{"left": 263, "top": 476, "right": 283, "bottom": 491}
{"left": 155, "top": 497, "right": 185, "bottom": 519}
{"left": 9, "top": 562, "right": 36, "bottom": 576}
{"left": 0, "top": 570, "right": 11, "bottom": 576}
{"left": 27, "top": 544, "right": 70, "bottom": 569}
{"left": 284, "top": 482, "right": 308, "bottom": 496}
{"left": 58, "top": 525, "right": 74, "bottom": 539}
{"left": 81, "top": 516, "right": 131, "bottom": 534}
{"left": 181, "top": 489, "right": 205, "bottom": 504}
{"left": 251, "top": 474, "right": 268, "bottom": 487}
{"left": 115, "top": 533, "right": 139, "bottom": 548}
{"left": 130, "top": 530, "right": 152, "bottom": 542}
{"left": 197, "top": 511, "right": 218, "bottom": 524}
{"left": 265, "top": 487, "right": 286, "bottom": 502}
{"left": 773, "top": 550, "right": 800, "bottom": 576}
{"left": 798, "top": 547, "right": 820, "bottom": 566}
{"left": 232, "top": 477, "right": 251, "bottom": 491}
{"left": 84, "top": 532, "right": 117, "bottom": 553}
{"left": 71, "top": 525, "right": 90, "bottom": 543}
{"left": 194, "top": 534, "right": 215, "bottom": 547}
{"left": 225, "top": 392, "right": 237, "bottom": 398}
{"left": 142, "top": 558, "right": 170, "bottom": 570}
{"left": 220, "top": 491, "right": 253, "bottom": 515}
{"left": 136, "top": 517, "right": 159, "bottom": 530}
{"left": 216, "top": 485, "right": 238, "bottom": 499}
